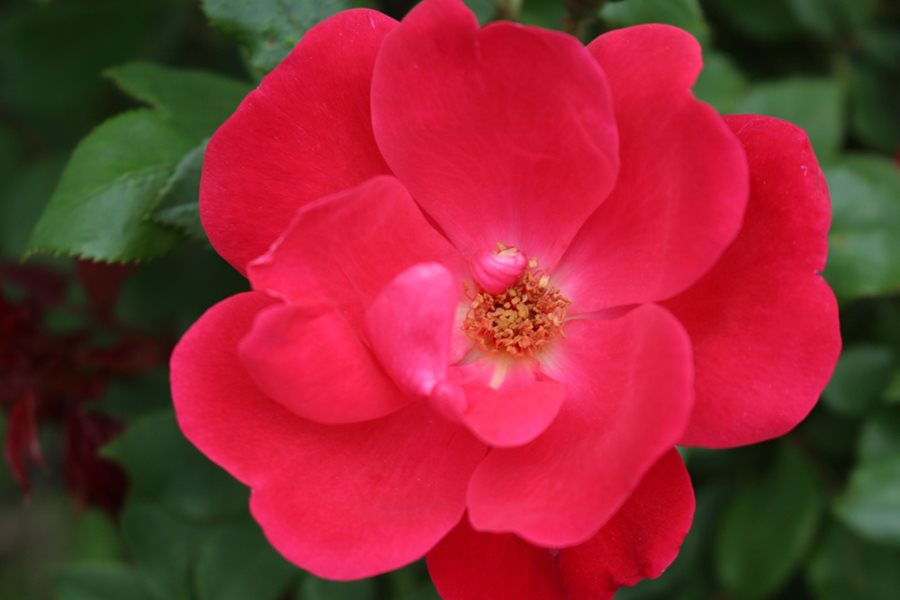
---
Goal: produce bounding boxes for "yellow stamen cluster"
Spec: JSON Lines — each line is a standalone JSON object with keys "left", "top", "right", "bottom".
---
{"left": 463, "top": 258, "right": 570, "bottom": 358}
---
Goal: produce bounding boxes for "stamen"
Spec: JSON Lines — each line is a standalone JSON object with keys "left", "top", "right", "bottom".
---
{"left": 463, "top": 251, "right": 570, "bottom": 358}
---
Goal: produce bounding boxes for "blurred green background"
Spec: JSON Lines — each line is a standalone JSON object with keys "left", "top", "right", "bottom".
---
{"left": 1, "top": 0, "right": 898, "bottom": 598}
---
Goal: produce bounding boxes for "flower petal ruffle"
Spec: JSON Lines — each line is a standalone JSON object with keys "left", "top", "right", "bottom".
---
{"left": 665, "top": 115, "right": 841, "bottom": 447}
{"left": 466, "top": 304, "right": 693, "bottom": 546}
{"left": 171, "top": 292, "right": 486, "bottom": 579}
{"left": 201, "top": 9, "right": 396, "bottom": 273}
{"left": 557, "top": 25, "right": 748, "bottom": 313}
{"left": 371, "top": 0, "right": 619, "bottom": 269}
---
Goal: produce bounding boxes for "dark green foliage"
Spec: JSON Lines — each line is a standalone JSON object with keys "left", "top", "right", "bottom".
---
{"left": 200, "top": 0, "right": 354, "bottom": 75}
{"left": 714, "top": 445, "right": 825, "bottom": 599}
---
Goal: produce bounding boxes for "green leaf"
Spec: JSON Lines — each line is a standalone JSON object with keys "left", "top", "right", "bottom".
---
{"left": 849, "top": 60, "right": 900, "bottom": 155}
{"left": 463, "top": 0, "right": 495, "bottom": 23}
{"left": 25, "top": 61, "right": 248, "bottom": 263}
{"left": 859, "top": 408, "right": 900, "bottom": 463}
{"left": 823, "top": 345, "right": 895, "bottom": 416}
{"left": 788, "top": 0, "right": 876, "bottom": 40}
{"left": 106, "top": 63, "right": 251, "bottom": 141}
{"left": 807, "top": 522, "right": 900, "bottom": 600}
{"left": 701, "top": 0, "right": 803, "bottom": 41}
{"left": 602, "top": 0, "right": 710, "bottom": 43}
{"left": 693, "top": 52, "right": 747, "bottom": 113}
{"left": 826, "top": 155, "right": 900, "bottom": 300}
{"left": 103, "top": 411, "right": 246, "bottom": 520}
{"left": 201, "top": 0, "right": 352, "bottom": 76}
{"left": 299, "top": 577, "right": 377, "bottom": 600}
{"left": 151, "top": 141, "right": 207, "bottom": 239}
{"left": 834, "top": 455, "right": 900, "bottom": 546}
{"left": 53, "top": 564, "right": 154, "bottom": 600}
{"left": 68, "top": 510, "right": 122, "bottom": 563}
{"left": 26, "top": 110, "right": 191, "bottom": 262}
{"left": 196, "top": 521, "right": 297, "bottom": 600}
{"left": 120, "top": 501, "right": 205, "bottom": 600}
{"left": 886, "top": 371, "right": 900, "bottom": 405}
{"left": 734, "top": 78, "right": 845, "bottom": 160}
{"left": 519, "top": 0, "right": 565, "bottom": 29}
{"left": 715, "top": 444, "right": 825, "bottom": 599}
{"left": 797, "top": 404, "right": 860, "bottom": 464}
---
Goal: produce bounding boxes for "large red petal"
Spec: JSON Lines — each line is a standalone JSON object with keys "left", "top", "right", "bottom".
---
{"left": 427, "top": 516, "right": 563, "bottom": 600}
{"left": 427, "top": 450, "right": 694, "bottom": 600}
{"left": 170, "top": 292, "right": 486, "bottom": 579}
{"left": 556, "top": 25, "right": 748, "bottom": 313}
{"left": 559, "top": 449, "right": 695, "bottom": 597}
{"left": 200, "top": 9, "right": 396, "bottom": 273}
{"left": 466, "top": 305, "right": 694, "bottom": 546}
{"left": 239, "top": 301, "right": 407, "bottom": 424}
{"left": 371, "top": 0, "right": 618, "bottom": 269}
{"left": 247, "top": 176, "right": 463, "bottom": 331}
{"left": 664, "top": 115, "right": 841, "bottom": 447}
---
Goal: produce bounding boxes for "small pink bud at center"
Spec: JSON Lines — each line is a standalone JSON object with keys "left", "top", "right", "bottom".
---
{"left": 470, "top": 244, "right": 528, "bottom": 294}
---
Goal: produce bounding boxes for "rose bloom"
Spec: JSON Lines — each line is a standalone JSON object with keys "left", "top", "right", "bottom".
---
{"left": 171, "top": 0, "right": 841, "bottom": 597}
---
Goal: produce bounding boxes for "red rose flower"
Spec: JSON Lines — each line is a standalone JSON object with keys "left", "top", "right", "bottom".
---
{"left": 171, "top": 0, "right": 841, "bottom": 596}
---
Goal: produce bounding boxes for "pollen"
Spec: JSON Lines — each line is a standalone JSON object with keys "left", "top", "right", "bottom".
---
{"left": 462, "top": 254, "right": 570, "bottom": 358}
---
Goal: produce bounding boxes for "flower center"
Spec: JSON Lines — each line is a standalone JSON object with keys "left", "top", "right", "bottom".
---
{"left": 463, "top": 247, "right": 570, "bottom": 358}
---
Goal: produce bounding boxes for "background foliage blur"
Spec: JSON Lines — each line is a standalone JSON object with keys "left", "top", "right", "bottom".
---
{"left": 1, "top": 0, "right": 899, "bottom": 598}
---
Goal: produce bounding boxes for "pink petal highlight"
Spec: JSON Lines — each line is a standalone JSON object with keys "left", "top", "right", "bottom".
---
{"left": 364, "top": 262, "right": 459, "bottom": 399}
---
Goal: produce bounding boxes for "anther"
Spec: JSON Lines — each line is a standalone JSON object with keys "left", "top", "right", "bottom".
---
{"left": 463, "top": 248, "right": 570, "bottom": 358}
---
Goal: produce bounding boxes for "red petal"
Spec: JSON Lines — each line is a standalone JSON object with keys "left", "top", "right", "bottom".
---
{"left": 427, "top": 450, "right": 694, "bottom": 600}
{"left": 460, "top": 381, "right": 566, "bottom": 448}
{"left": 201, "top": 9, "right": 396, "bottom": 273}
{"left": 466, "top": 305, "right": 693, "bottom": 546}
{"left": 558, "top": 449, "right": 695, "bottom": 597}
{"left": 171, "top": 292, "right": 486, "bottom": 579}
{"left": 664, "top": 115, "right": 841, "bottom": 447}
{"left": 247, "top": 176, "right": 463, "bottom": 331}
{"left": 427, "top": 515, "right": 563, "bottom": 600}
{"left": 371, "top": 0, "right": 618, "bottom": 269}
{"left": 556, "top": 25, "right": 748, "bottom": 312}
{"left": 239, "top": 301, "right": 407, "bottom": 424}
